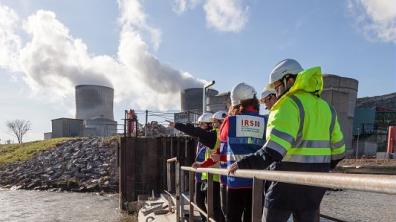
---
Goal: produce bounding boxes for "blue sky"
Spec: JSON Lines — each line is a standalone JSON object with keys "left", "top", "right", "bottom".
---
{"left": 0, "top": 0, "right": 395, "bottom": 142}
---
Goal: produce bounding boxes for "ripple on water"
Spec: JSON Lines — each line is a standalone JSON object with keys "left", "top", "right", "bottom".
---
{"left": 0, "top": 189, "right": 136, "bottom": 222}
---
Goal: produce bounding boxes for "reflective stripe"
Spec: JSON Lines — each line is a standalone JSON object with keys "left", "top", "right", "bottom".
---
{"left": 228, "top": 137, "right": 265, "bottom": 146}
{"left": 283, "top": 155, "right": 331, "bottom": 163}
{"left": 289, "top": 95, "right": 304, "bottom": 146}
{"left": 227, "top": 154, "right": 248, "bottom": 162}
{"left": 271, "top": 128, "right": 295, "bottom": 144}
{"left": 331, "top": 140, "right": 345, "bottom": 149}
{"left": 296, "top": 140, "right": 331, "bottom": 148}
{"left": 329, "top": 105, "right": 336, "bottom": 137}
{"left": 331, "top": 152, "right": 345, "bottom": 160}
{"left": 266, "top": 140, "right": 287, "bottom": 156}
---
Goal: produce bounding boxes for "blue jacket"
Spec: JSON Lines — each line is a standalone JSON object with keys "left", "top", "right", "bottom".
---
{"left": 226, "top": 112, "right": 267, "bottom": 188}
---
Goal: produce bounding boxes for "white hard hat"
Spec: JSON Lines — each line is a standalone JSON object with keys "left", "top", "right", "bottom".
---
{"left": 197, "top": 112, "right": 213, "bottom": 123}
{"left": 212, "top": 111, "right": 227, "bottom": 120}
{"left": 261, "top": 89, "right": 275, "bottom": 99}
{"left": 267, "top": 59, "right": 303, "bottom": 89}
{"left": 230, "top": 83, "right": 257, "bottom": 106}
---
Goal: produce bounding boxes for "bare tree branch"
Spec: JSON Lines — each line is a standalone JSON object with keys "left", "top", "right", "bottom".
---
{"left": 6, "top": 120, "right": 31, "bottom": 143}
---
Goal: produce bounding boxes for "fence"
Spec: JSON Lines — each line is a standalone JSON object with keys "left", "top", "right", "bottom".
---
{"left": 166, "top": 158, "right": 396, "bottom": 222}
{"left": 119, "top": 136, "right": 196, "bottom": 210}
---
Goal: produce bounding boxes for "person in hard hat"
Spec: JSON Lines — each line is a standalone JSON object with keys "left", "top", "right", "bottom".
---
{"left": 170, "top": 112, "right": 212, "bottom": 221}
{"left": 169, "top": 112, "right": 225, "bottom": 222}
{"left": 260, "top": 90, "right": 276, "bottom": 110}
{"left": 228, "top": 59, "right": 345, "bottom": 222}
{"left": 193, "top": 110, "right": 228, "bottom": 221}
{"left": 219, "top": 83, "right": 267, "bottom": 222}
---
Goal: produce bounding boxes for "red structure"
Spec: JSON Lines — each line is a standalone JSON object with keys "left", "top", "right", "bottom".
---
{"left": 387, "top": 126, "right": 396, "bottom": 155}
{"left": 126, "top": 109, "right": 138, "bottom": 137}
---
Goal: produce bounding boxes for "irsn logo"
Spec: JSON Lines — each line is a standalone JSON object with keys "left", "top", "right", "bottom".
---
{"left": 241, "top": 119, "right": 260, "bottom": 127}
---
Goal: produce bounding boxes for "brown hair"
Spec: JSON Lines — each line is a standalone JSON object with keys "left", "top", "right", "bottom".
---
{"left": 239, "top": 97, "right": 259, "bottom": 113}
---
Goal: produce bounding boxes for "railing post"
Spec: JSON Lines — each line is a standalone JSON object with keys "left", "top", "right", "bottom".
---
{"left": 175, "top": 161, "right": 181, "bottom": 222}
{"left": 180, "top": 169, "right": 185, "bottom": 220}
{"left": 252, "top": 177, "right": 264, "bottom": 222}
{"left": 207, "top": 173, "right": 214, "bottom": 221}
{"left": 167, "top": 161, "right": 171, "bottom": 192}
{"left": 189, "top": 171, "right": 195, "bottom": 222}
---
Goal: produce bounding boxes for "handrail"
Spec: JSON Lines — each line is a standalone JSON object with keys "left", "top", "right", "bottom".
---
{"left": 167, "top": 157, "right": 178, "bottom": 163}
{"left": 181, "top": 167, "right": 396, "bottom": 195}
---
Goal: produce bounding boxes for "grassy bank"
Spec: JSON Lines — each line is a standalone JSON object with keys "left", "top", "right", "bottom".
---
{"left": 0, "top": 138, "right": 72, "bottom": 165}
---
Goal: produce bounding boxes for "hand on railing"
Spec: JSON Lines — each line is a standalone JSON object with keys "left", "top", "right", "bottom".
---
{"left": 228, "top": 162, "right": 238, "bottom": 175}
{"left": 210, "top": 153, "right": 220, "bottom": 162}
{"left": 192, "top": 162, "right": 201, "bottom": 169}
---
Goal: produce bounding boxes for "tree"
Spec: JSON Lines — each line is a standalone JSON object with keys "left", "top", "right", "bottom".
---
{"left": 6, "top": 120, "right": 31, "bottom": 144}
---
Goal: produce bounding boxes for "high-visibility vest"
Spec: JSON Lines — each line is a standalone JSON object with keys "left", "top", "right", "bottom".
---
{"left": 219, "top": 141, "right": 227, "bottom": 185}
{"left": 201, "top": 129, "right": 220, "bottom": 182}
{"left": 227, "top": 113, "right": 267, "bottom": 188}
{"left": 195, "top": 142, "right": 207, "bottom": 182}
{"left": 266, "top": 66, "right": 345, "bottom": 163}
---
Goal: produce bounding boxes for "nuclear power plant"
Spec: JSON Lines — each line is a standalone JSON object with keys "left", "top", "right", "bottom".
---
{"left": 45, "top": 85, "right": 117, "bottom": 139}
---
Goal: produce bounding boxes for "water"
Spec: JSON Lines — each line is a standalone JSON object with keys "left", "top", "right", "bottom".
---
{"left": 0, "top": 189, "right": 136, "bottom": 222}
{"left": 0, "top": 189, "right": 395, "bottom": 222}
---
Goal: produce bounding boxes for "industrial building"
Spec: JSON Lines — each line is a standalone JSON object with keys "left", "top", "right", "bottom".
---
{"left": 352, "top": 93, "right": 396, "bottom": 157}
{"left": 176, "top": 88, "right": 230, "bottom": 124}
{"left": 322, "top": 74, "right": 359, "bottom": 155}
{"left": 46, "top": 85, "right": 117, "bottom": 139}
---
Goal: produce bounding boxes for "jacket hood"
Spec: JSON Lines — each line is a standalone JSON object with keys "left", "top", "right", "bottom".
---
{"left": 271, "top": 66, "right": 323, "bottom": 110}
{"left": 288, "top": 66, "right": 323, "bottom": 96}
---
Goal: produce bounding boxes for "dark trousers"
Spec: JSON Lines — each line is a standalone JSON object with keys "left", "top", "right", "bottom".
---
{"left": 195, "top": 181, "right": 207, "bottom": 221}
{"left": 220, "top": 185, "right": 227, "bottom": 220}
{"left": 262, "top": 208, "right": 320, "bottom": 222}
{"left": 213, "top": 182, "right": 225, "bottom": 222}
{"left": 226, "top": 188, "right": 252, "bottom": 222}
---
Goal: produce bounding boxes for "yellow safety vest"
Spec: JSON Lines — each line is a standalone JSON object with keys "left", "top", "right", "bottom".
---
{"left": 201, "top": 129, "right": 221, "bottom": 182}
{"left": 266, "top": 67, "right": 345, "bottom": 163}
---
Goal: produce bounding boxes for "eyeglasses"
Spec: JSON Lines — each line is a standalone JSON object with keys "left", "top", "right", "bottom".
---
{"left": 273, "top": 81, "right": 283, "bottom": 90}
{"left": 260, "top": 94, "right": 275, "bottom": 104}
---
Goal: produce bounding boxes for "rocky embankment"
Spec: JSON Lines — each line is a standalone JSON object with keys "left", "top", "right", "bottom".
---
{"left": 0, "top": 138, "right": 118, "bottom": 192}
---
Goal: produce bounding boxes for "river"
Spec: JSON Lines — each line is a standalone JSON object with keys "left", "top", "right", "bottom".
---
{"left": 0, "top": 189, "right": 395, "bottom": 222}
{"left": 0, "top": 188, "right": 136, "bottom": 222}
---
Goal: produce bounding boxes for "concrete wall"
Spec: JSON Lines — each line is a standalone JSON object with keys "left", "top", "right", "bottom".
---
{"left": 85, "top": 118, "right": 117, "bottom": 137}
{"left": 207, "top": 92, "right": 230, "bottom": 113}
{"left": 75, "top": 85, "right": 114, "bottom": 121}
{"left": 181, "top": 88, "right": 219, "bottom": 114}
{"left": 322, "top": 74, "right": 359, "bottom": 155}
{"left": 44, "top": 132, "right": 52, "bottom": 140}
{"left": 51, "top": 118, "right": 84, "bottom": 138}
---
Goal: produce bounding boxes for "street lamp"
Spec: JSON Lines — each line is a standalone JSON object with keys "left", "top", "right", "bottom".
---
{"left": 355, "top": 127, "right": 360, "bottom": 159}
{"left": 203, "top": 81, "right": 215, "bottom": 113}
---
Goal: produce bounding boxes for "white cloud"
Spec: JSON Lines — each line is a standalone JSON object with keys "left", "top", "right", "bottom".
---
{"left": 173, "top": 0, "right": 201, "bottom": 14}
{"left": 203, "top": 0, "right": 248, "bottom": 32}
{"left": 0, "top": 0, "right": 205, "bottom": 111}
{"left": 0, "top": 5, "right": 22, "bottom": 72}
{"left": 348, "top": 0, "right": 396, "bottom": 43}
{"left": 172, "top": 0, "right": 248, "bottom": 32}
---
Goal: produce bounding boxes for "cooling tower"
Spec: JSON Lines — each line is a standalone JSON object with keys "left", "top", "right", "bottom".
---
{"left": 207, "top": 92, "right": 231, "bottom": 113}
{"left": 181, "top": 88, "right": 219, "bottom": 114}
{"left": 322, "top": 75, "right": 359, "bottom": 155}
{"left": 75, "top": 85, "right": 114, "bottom": 121}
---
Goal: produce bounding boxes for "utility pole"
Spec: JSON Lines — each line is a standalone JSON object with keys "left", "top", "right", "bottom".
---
{"left": 203, "top": 81, "right": 215, "bottom": 114}
{"left": 145, "top": 110, "right": 148, "bottom": 136}
{"left": 356, "top": 127, "right": 360, "bottom": 159}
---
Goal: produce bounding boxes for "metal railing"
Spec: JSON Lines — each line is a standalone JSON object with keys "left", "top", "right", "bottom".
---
{"left": 166, "top": 158, "right": 396, "bottom": 222}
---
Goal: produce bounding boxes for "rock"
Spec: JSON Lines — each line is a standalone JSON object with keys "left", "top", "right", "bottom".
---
{"left": 0, "top": 137, "right": 119, "bottom": 193}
